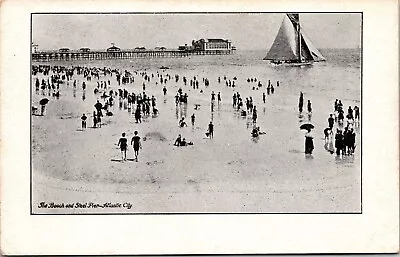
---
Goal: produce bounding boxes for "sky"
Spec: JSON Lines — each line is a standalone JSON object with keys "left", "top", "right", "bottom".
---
{"left": 32, "top": 13, "right": 361, "bottom": 51}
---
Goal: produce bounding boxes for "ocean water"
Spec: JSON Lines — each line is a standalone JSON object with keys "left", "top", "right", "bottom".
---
{"left": 39, "top": 48, "right": 361, "bottom": 103}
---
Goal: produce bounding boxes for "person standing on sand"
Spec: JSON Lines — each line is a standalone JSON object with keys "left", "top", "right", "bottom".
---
{"left": 175, "top": 93, "right": 180, "bottom": 105}
{"left": 35, "top": 78, "right": 40, "bottom": 91}
{"left": 252, "top": 106, "right": 258, "bottom": 123}
{"left": 118, "top": 133, "right": 128, "bottom": 161}
{"left": 354, "top": 105, "right": 360, "bottom": 122}
{"left": 304, "top": 128, "right": 314, "bottom": 154}
{"left": 40, "top": 104, "right": 46, "bottom": 116}
{"left": 338, "top": 109, "right": 344, "bottom": 125}
{"left": 334, "top": 99, "right": 339, "bottom": 112}
{"left": 135, "top": 105, "right": 142, "bottom": 123}
{"left": 191, "top": 114, "right": 195, "bottom": 126}
{"left": 131, "top": 131, "right": 142, "bottom": 161}
{"left": 217, "top": 92, "right": 221, "bottom": 103}
{"left": 97, "top": 111, "right": 102, "bottom": 128}
{"left": 81, "top": 113, "right": 87, "bottom": 130}
{"left": 307, "top": 100, "right": 312, "bottom": 113}
{"left": 347, "top": 106, "right": 354, "bottom": 121}
{"left": 335, "top": 129, "right": 344, "bottom": 156}
{"left": 93, "top": 111, "right": 97, "bottom": 128}
{"left": 328, "top": 114, "right": 334, "bottom": 129}
{"left": 298, "top": 92, "right": 304, "bottom": 112}
{"left": 208, "top": 121, "right": 214, "bottom": 139}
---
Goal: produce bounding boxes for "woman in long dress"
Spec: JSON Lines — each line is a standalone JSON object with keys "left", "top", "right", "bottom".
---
{"left": 305, "top": 128, "right": 314, "bottom": 154}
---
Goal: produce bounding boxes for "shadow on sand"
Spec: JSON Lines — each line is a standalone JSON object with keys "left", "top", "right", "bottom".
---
{"left": 110, "top": 158, "right": 137, "bottom": 162}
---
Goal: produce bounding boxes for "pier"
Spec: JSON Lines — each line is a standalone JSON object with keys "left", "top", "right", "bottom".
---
{"left": 32, "top": 49, "right": 234, "bottom": 62}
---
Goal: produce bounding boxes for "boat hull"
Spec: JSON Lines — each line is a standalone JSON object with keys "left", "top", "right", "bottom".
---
{"left": 269, "top": 61, "right": 314, "bottom": 67}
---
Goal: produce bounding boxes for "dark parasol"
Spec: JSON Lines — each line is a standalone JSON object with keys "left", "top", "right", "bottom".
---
{"left": 299, "top": 123, "right": 315, "bottom": 130}
{"left": 94, "top": 102, "right": 103, "bottom": 110}
{"left": 39, "top": 98, "right": 49, "bottom": 105}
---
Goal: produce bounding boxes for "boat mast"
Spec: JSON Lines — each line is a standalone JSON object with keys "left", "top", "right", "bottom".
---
{"left": 297, "top": 15, "right": 302, "bottom": 63}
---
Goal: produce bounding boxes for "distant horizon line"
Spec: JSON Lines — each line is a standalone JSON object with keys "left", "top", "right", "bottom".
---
{"left": 32, "top": 47, "right": 361, "bottom": 51}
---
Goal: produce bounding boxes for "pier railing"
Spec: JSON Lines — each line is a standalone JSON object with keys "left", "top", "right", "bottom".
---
{"left": 32, "top": 49, "right": 234, "bottom": 62}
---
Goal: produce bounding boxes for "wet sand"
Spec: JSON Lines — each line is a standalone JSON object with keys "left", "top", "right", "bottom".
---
{"left": 31, "top": 59, "right": 361, "bottom": 213}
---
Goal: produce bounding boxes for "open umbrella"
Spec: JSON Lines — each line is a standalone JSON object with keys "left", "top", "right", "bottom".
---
{"left": 300, "top": 123, "right": 315, "bottom": 130}
{"left": 94, "top": 102, "right": 103, "bottom": 110}
{"left": 39, "top": 98, "right": 49, "bottom": 105}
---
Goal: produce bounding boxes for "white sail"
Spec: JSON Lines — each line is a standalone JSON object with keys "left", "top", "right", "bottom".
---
{"left": 264, "top": 15, "right": 298, "bottom": 61}
{"left": 264, "top": 14, "right": 325, "bottom": 63}
{"left": 300, "top": 30, "right": 326, "bottom": 61}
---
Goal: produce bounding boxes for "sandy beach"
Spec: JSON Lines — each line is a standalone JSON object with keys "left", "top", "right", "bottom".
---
{"left": 31, "top": 50, "right": 361, "bottom": 213}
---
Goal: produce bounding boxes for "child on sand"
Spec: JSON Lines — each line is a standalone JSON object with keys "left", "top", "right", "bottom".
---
{"left": 117, "top": 133, "right": 128, "bottom": 161}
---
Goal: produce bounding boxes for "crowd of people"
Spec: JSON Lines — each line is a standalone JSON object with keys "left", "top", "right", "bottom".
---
{"left": 32, "top": 63, "right": 360, "bottom": 162}
{"left": 297, "top": 91, "right": 360, "bottom": 157}
{"left": 328, "top": 99, "right": 360, "bottom": 156}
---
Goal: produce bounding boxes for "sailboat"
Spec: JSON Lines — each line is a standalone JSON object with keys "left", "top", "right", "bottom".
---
{"left": 264, "top": 13, "right": 326, "bottom": 66}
